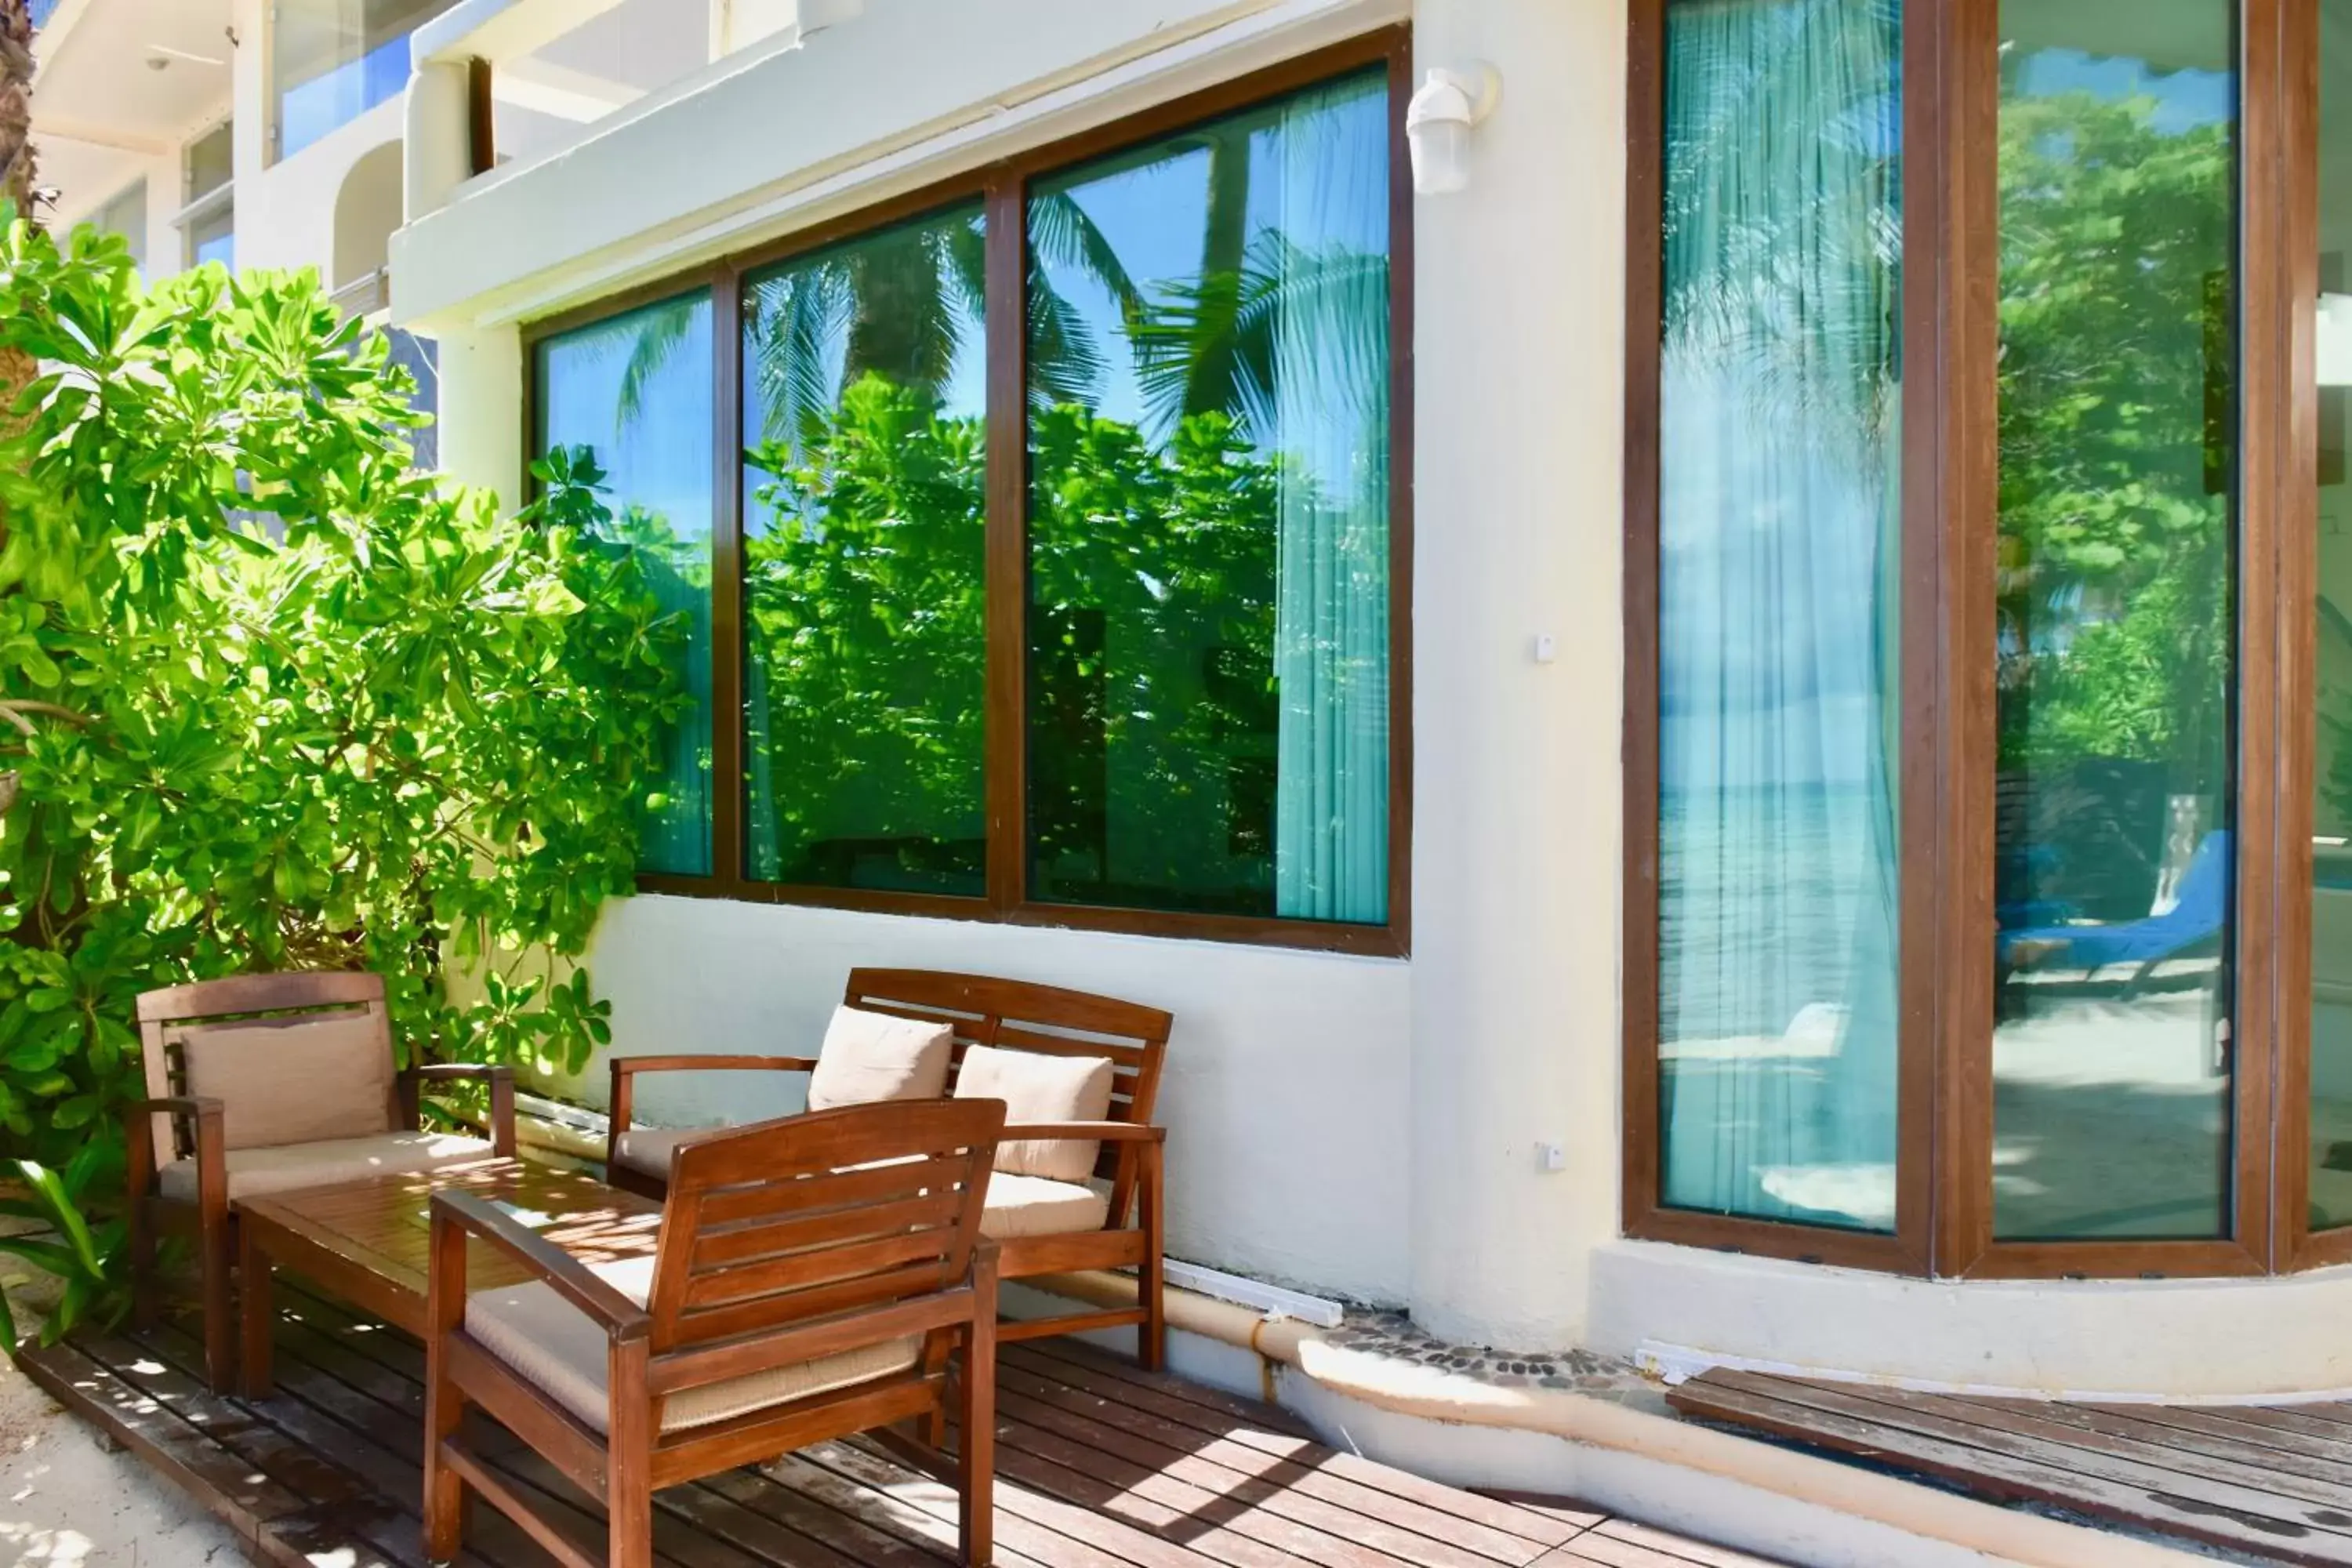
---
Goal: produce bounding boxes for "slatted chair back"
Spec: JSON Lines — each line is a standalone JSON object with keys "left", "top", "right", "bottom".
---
{"left": 134, "top": 972, "right": 394, "bottom": 1163}
{"left": 643, "top": 1098, "right": 1004, "bottom": 1401}
{"left": 842, "top": 968, "right": 1172, "bottom": 1220}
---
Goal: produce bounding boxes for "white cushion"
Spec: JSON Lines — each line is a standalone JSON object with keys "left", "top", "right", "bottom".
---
{"left": 464, "top": 1255, "right": 920, "bottom": 1434}
{"left": 610, "top": 1126, "right": 717, "bottom": 1180}
{"left": 980, "top": 1172, "right": 1110, "bottom": 1240}
{"left": 953, "top": 1044, "right": 1116, "bottom": 1181}
{"left": 183, "top": 1015, "right": 390, "bottom": 1150}
{"left": 806, "top": 1006, "right": 955, "bottom": 1112}
{"left": 159, "top": 1131, "right": 495, "bottom": 1203}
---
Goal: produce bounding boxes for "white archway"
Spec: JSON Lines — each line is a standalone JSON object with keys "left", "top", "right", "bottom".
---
{"left": 331, "top": 139, "right": 404, "bottom": 292}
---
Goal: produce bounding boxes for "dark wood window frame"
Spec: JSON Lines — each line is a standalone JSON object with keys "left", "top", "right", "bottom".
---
{"left": 520, "top": 29, "right": 1414, "bottom": 959}
{"left": 1622, "top": 0, "right": 2318, "bottom": 1281}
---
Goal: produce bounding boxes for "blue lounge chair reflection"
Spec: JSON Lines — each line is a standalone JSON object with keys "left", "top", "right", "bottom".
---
{"left": 1997, "top": 829, "right": 2230, "bottom": 994}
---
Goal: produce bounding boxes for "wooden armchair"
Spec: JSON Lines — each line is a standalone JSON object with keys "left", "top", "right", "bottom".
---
{"left": 125, "top": 971, "right": 515, "bottom": 1392}
{"left": 425, "top": 1098, "right": 1005, "bottom": 1568}
{"left": 604, "top": 968, "right": 1175, "bottom": 1367}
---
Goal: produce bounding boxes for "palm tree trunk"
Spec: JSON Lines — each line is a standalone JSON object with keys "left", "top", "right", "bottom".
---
{"left": 0, "top": 0, "right": 34, "bottom": 600}
{"left": 1185, "top": 125, "right": 1251, "bottom": 419}
{"left": 0, "top": 0, "right": 39, "bottom": 449}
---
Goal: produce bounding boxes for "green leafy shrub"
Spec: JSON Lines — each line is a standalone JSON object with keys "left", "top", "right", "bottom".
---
{"left": 0, "top": 216, "right": 684, "bottom": 1166}
{"left": 0, "top": 1144, "right": 130, "bottom": 1347}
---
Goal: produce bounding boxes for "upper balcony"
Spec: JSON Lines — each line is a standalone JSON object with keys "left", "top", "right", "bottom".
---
{"left": 273, "top": 0, "right": 465, "bottom": 164}
{"left": 27, "top": 0, "right": 233, "bottom": 249}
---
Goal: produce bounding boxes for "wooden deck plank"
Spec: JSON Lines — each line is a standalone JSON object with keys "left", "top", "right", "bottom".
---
{"left": 2035, "top": 1400, "right": 2352, "bottom": 1500}
{"left": 997, "top": 1361, "right": 1552, "bottom": 1566}
{"left": 1584, "top": 1519, "right": 1789, "bottom": 1566}
{"left": 808, "top": 1434, "right": 1241, "bottom": 1568}
{"left": 1020, "top": 1338, "right": 1318, "bottom": 1438}
{"left": 1538, "top": 1533, "right": 1738, "bottom": 1568}
{"left": 986, "top": 1406, "right": 1393, "bottom": 1568}
{"left": 1671, "top": 1369, "right": 2352, "bottom": 1567}
{"left": 14, "top": 1338, "right": 310, "bottom": 1559}
{"left": 1830, "top": 1383, "right": 2352, "bottom": 1515}
{"left": 25, "top": 1292, "right": 1739, "bottom": 1568}
{"left": 1467, "top": 1490, "right": 1608, "bottom": 1535}
{"left": 1004, "top": 1345, "right": 1578, "bottom": 1549}
{"left": 996, "top": 1378, "right": 1541, "bottom": 1568}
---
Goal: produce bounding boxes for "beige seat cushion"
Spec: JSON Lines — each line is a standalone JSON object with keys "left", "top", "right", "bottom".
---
{"left": 465, "top": 1255, "right": 920, "bottom": 1434}
{"left": 953, "top": 1044, "right": 1116, "bottom": 1181}
{"left": 609, "top": 1125, "right": 719, "bottom": 1180}
{"left": 806, "top": 1007, "right": 955, "bottom": 1112}
{"left": 158, "top": 1131, "right": 495, "bottom": 1203}
{"left": 183, "top": 1015, "right": 390, "bottom": 1149}
{"left": 980, "top": 1172, "right": 1112, "bottom": 1240}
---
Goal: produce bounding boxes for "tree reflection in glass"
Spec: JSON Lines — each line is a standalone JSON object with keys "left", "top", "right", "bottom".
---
{"left": 534, "top": 292, "right": 717, "bottom": 877}
{"left": 1023, "top": 70, "right": 1392, "bottom": 922}
{"left": 1991, "top": 5, "right": 2238, "bottom": 1240}
{"left": 738, "top": 208, "right": 992, "bottom": 894}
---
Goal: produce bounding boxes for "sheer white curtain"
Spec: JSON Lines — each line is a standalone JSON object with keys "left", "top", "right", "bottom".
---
{"left": 1657, "top": 0, "right": 1904, "bottom": 1227}
{"left": 1270, "top": 78, "right": 1391, "bottom": 924}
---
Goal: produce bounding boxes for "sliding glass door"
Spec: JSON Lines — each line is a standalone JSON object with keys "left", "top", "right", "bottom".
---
{"left": 1649, "top": 0, "right": 1906, "bottom": 1235}
{"left": 1990, "top": 0, "right": 2241, "bottom": 1242}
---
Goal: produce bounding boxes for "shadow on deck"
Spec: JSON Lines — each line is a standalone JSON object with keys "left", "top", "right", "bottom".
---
{"left": 17, "top": 1281, "right": 1767, "bottom": 1567}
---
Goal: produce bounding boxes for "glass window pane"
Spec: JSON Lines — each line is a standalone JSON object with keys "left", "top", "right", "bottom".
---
{"left": 190, "top": 205, "right": 235, "bottom": 272}
{"left": 2313, "top": 2, "right": 2352, "bottom": 1230}
{"left": 1025, "top": 70, "right": 1392, "bottom": 923}
{"left": 535, "top": 293, "right": 716, "bottom": 877}
{"left": 187, "top": 122, "right": 233, "bottom": 204}
{"left": 1992, "top": 2, "right": 2238, "bottom": 1240}
{"left": 93, "top": 181, "right": 145, "bottom": 274}
{"left": 1654, "top": 0, "right": 1904, "bottom": 1231}
{"left": 274, "top": 0, "right": 458, "bottom": 162}
{"left": 739, "top": 206, "right": 988, "bottom": 895}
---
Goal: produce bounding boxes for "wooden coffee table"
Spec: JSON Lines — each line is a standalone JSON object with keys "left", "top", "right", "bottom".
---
{"left": 234, "top": 1158, "right": 662, "bottom": 1398}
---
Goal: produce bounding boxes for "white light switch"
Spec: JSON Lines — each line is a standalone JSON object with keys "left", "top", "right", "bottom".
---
{"left": 1532, "top": 633, "right": 1558, "bottom": 664}
{"left": 1537, "top": 1141, "right": 1567, "bottom": 1172}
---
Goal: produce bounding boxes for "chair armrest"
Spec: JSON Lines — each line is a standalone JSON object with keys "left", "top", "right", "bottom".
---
{"left": 407, "top": 1063, "right": 517, "bottom": 1156}
{"left": 430, "top": 1190, "right": 652, "bottom": 1342}
{"left": 1000, "top": 1120, "right": 1166, "bottom": 1142}
{"left": 610, "top": 1055, "right": 818, "bottom": 1076}
{"left": 122, "top": 1097, "right": 227, "bottom": 1206}
{"left": 608, "top": 1057, "right": 817, "bottom": 1150}
{"left": 123, "top": 1095, "right": 227, "bottom": 1120}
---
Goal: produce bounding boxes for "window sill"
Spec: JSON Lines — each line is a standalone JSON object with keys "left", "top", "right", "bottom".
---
{"left": 632, "top": 873, "right": 1408, "bottom": 957}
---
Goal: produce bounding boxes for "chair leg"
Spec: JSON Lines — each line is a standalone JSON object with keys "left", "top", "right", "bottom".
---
{"left": 1139, "top": 1142, "right": 1167, "bottom": 1371}
{"left": 422, "top": 1372, "right": 466, "bottom": 1564}
{"left": 608, "top": 1342, "right": 656, "bottom": 1568}
{"left": 960, "top": 1256, "right": 998, "bottom": 1566}
{"left": 608, "top": 1468, "right": 655, "bottom": 1568}
{"left": 200, "top": 1212, "right": 234, "bottom": 1394}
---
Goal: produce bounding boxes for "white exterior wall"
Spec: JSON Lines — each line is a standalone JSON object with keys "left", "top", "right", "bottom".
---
{"left": 586, "top": 900, "right": 1414, "bottom": 1304}
{"left": 1404, "top": 0, "right": 1625, "bottom": 1352}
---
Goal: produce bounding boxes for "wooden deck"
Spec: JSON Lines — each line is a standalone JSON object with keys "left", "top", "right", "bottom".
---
{"left": 1671, "top": 1367, "right": 2352, "bottom": 1566}
{"left": 20, "top": 1280, "right": 1770, "bottom": 1568}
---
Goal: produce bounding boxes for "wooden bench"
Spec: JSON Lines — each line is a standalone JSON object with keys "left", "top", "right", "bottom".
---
{"left": 606, "top": 969, "right": 1174, "bottom": 1367}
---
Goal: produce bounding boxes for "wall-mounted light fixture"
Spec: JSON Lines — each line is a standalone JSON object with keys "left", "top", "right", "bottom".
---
{"left": 1405, "top": 64, "right": 1501, "bottom": 195}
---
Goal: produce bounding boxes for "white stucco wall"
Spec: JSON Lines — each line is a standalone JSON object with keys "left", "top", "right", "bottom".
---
{"left": 579, "top": 898, "right": 1414, "bottom": 1304}
{"left": 1404, "top": 0, "right": 1626, "bottom": 1352}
